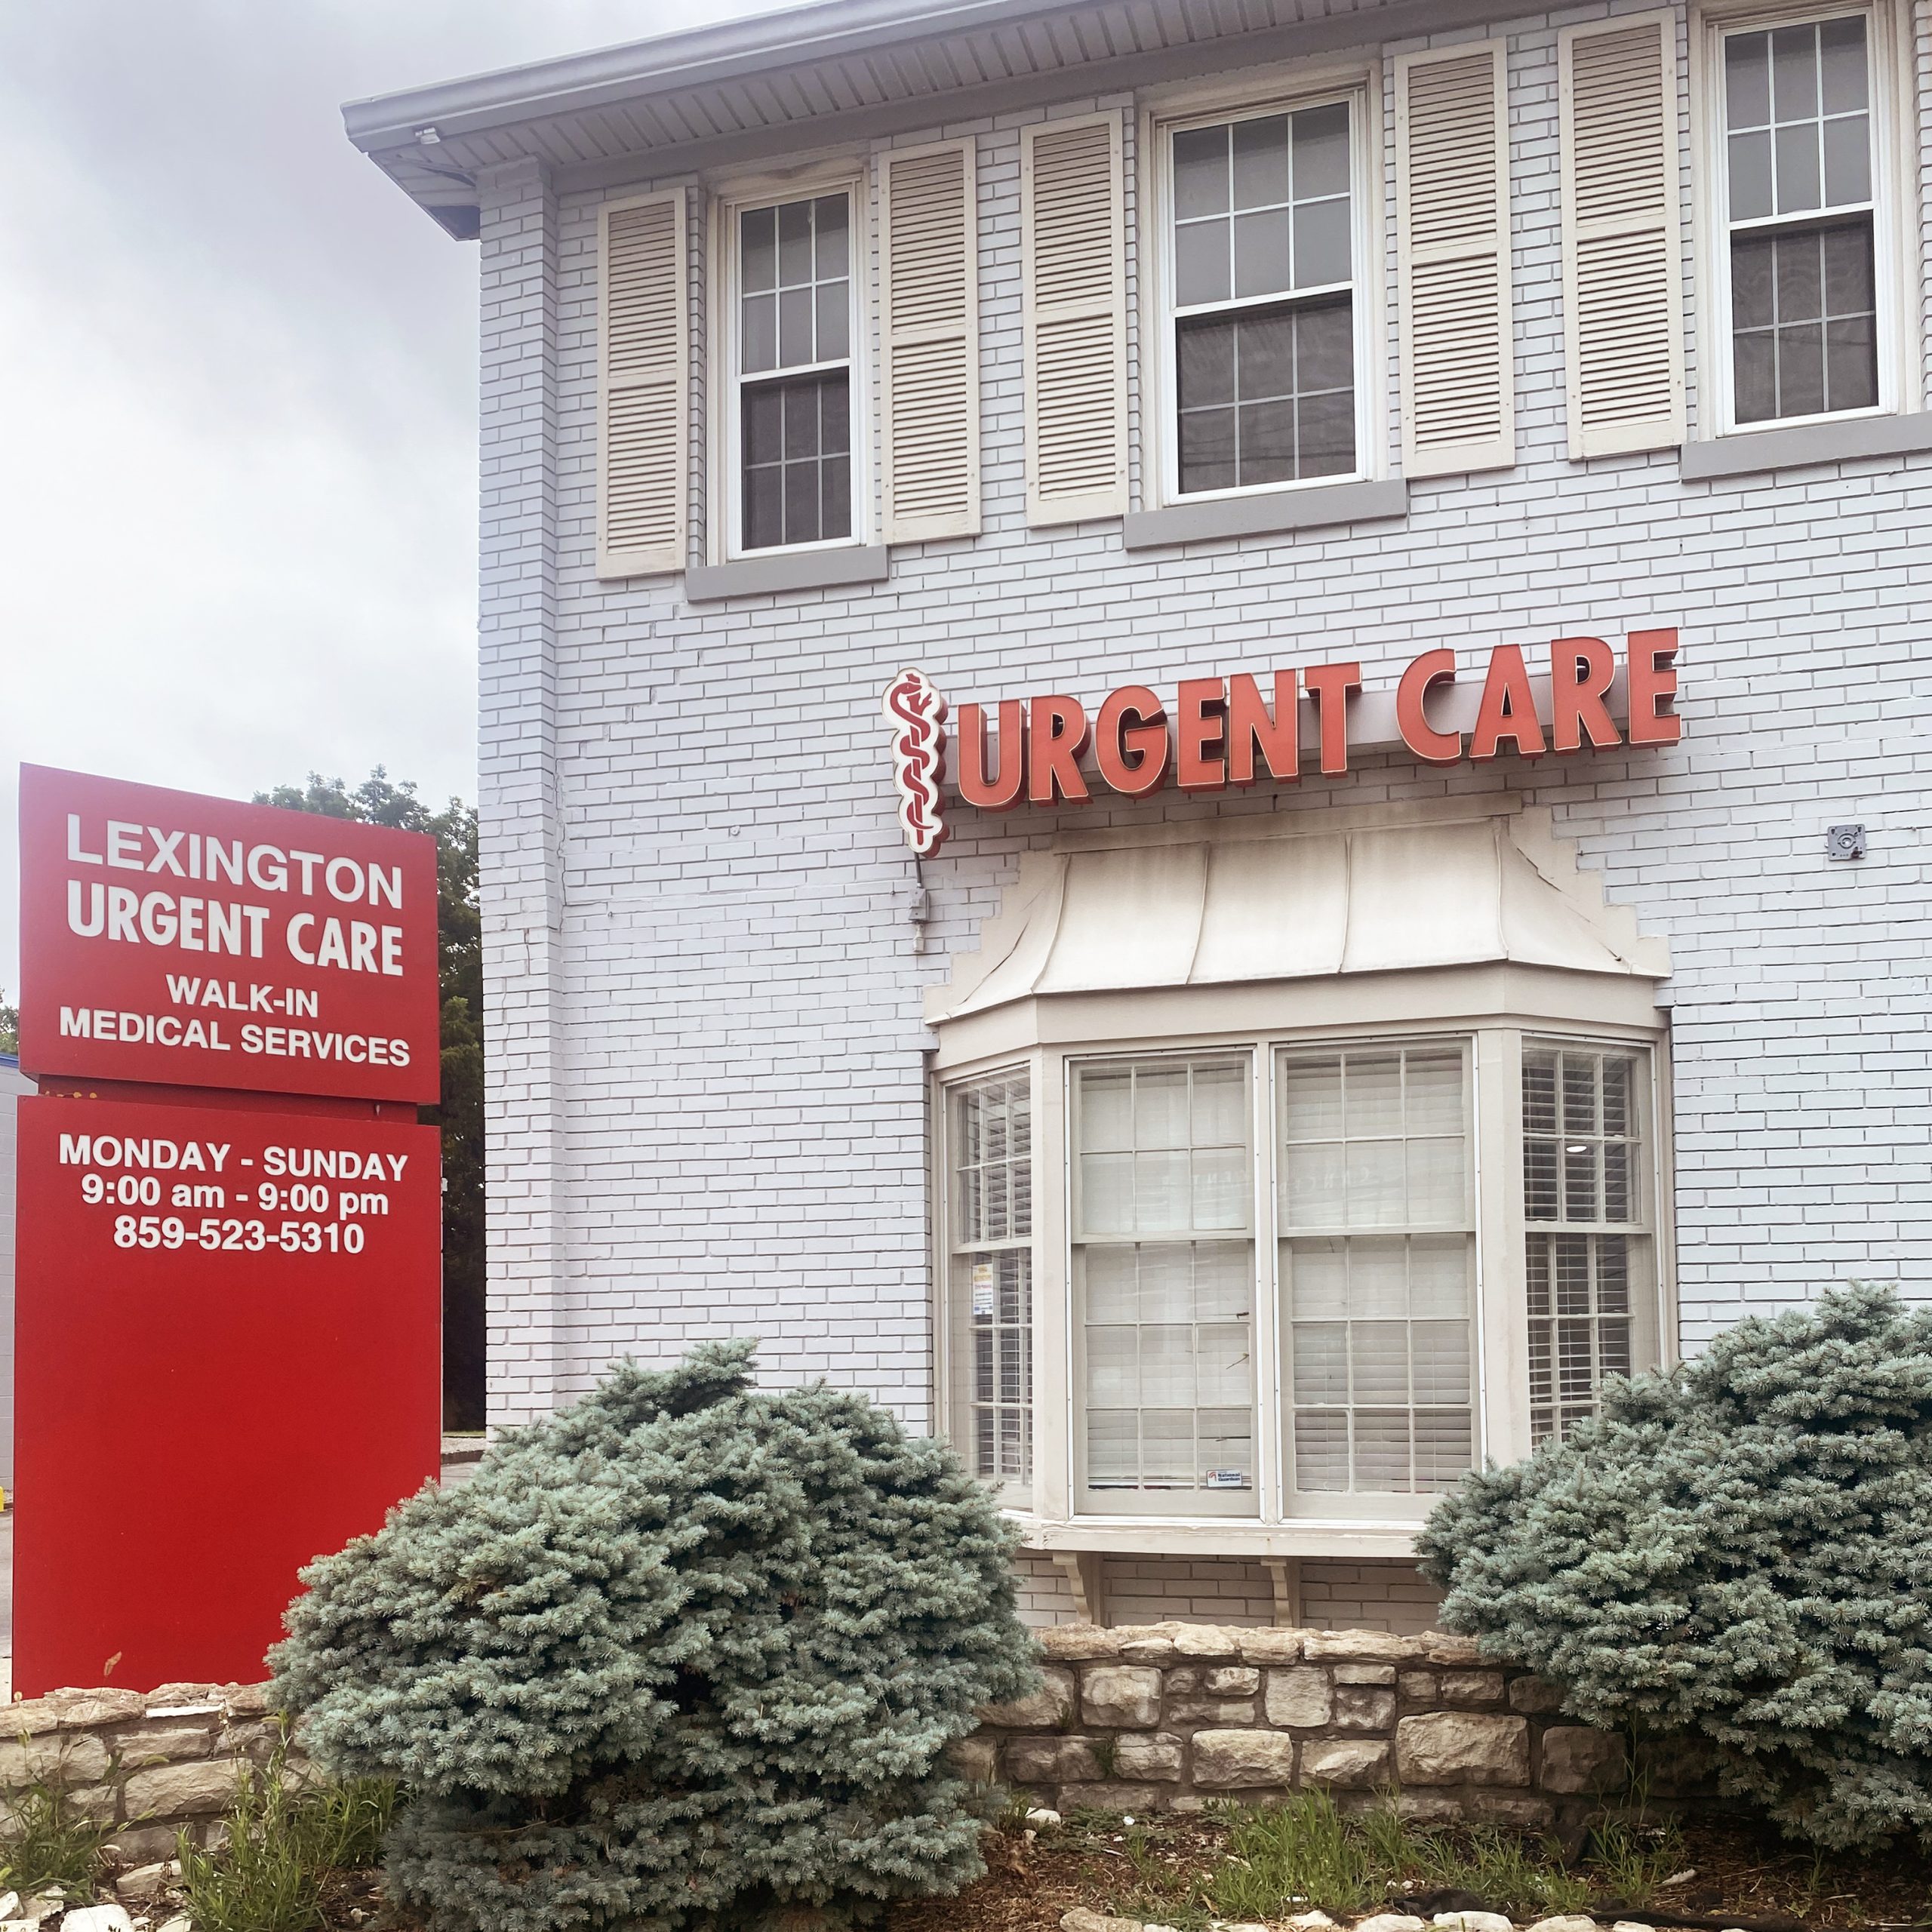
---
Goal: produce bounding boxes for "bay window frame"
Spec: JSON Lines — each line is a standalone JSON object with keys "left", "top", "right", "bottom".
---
{"left": 1142, "top": 65, "right": 1386, "bottom": 512}
{"left": 711, "top": 163, "right": 872, "bottom": 563}
{"left": 934, "top": 1002, "right": 1672, "bottom": 1550}
{"left": 1691, "top": 0, "right": 1919, "bottom": 441}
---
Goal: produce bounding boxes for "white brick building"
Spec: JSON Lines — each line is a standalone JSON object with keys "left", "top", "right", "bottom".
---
{"left": 348, "top": 0, "right": 1932, "bottom": 1630}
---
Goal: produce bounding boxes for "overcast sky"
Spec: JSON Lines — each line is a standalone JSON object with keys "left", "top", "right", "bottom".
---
{"left": 0, "top": 0, "right": 782, "bottom": 997}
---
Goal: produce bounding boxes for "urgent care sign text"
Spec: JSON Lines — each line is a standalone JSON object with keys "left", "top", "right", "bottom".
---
{"left": 881, "top": 630, "right": 1681, "bottom": 853}
{"left": 18, "top": 767, "right": 440, "bottom": 1102}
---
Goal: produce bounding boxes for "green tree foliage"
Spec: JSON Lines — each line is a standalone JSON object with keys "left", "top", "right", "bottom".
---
{"left": 1418, "top": 1282, "right": 1932, "bottom": 1852}
{"left": 271, "top": 1341, "right": 1037, "bottom": 1932}
{"left": 256, "top": 771, "right": 484, "bottom": 1427}
{"left": 0, "top": 995, "right": 17, "bottom": 1057}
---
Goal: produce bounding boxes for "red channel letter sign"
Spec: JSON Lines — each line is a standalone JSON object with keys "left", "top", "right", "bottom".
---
{"left": 14, "top": 1097, "right": 442, "bottom": 1695}
{"left": 17, "top": 766, "right": 440, "bottom": 1103}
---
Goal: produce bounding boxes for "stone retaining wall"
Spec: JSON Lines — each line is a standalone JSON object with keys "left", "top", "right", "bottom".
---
{"left": 953, "top": 1623, "right": 1628, "bottom": 1830}
{"left": 3, "top": 1683, "right": 303, "bottom": 1863}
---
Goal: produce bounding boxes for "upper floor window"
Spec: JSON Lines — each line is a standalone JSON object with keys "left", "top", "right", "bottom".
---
{"left": 1719, "top": 12, "right": 1883, "bottom": 425}
{"left": 1161, "top": 96, "right": 1364, "bottom": 499}
{"left": 732, "top": 191, "right": 857, "bottom": 552}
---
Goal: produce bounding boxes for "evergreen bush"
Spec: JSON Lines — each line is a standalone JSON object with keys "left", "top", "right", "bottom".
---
{"left": 1417, "top": 1282, "right": 1932, "bottom": 1851}
{"left": 270, "top": 1340, "right": 1037, "bottom": 1932}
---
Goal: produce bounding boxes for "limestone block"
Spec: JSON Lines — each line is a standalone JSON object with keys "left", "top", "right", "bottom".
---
{"left": 1264, "top": 1667, "right": 1332, "bottom": 1728}
{"left": 1507, "top": 1675, "right": 1566, "bottom": 1715}
{"left": 1420, "top": 1635, "right": 1483, "bottom": 1666}
{"left": 115, "top": 1861, "right": 179, "bottom": 1902}
{"left": 1398, "top": 1671, "right": 1439, "bottom": 1702}
{"left": 1168, "top": 1624, "right": 1243, "bottom": 1660}
{"left": 1396, "top": 1792, "right": 1468, "bottom": 1826}
{"left": 1539, "top": 1726, "right": 1629, "bottom": 1795}
{"left": 1167, "top": 1698, "right": 1256, "bottom": 1724}
{"left": 1334, "top": 1685, "right": 1397, "bottom": 1732}
{"left": 1440, "top": 1670, "right": 1506, "bottom": 1709}
{"left": 1061, "top": 1910, "right": 1143, "bottom": 1932}
{"left": 1472, "top": 1792, "right": 1554, "bottom": 1828}
{"left": 1006, "top": 1737, "right": 1105, "bottom": 1785}
{"left": 60, "top": 1909, "right": 136, "bottom": 1932}
{"left": 1238, "top": 1629, "right": 1305, "bottom": 1663}
{"left": 946, "top": 1735, "right": 998, "bottom": 1782}
{"left": 122, "top": 1758, "right": 245, "bottom": 1819}
{"left": 1298, "top": 1737, "right": 1392, "bottom": 1788}
{"left": 1435, "top": 1912, "right": 1514, "bottom": 1932}
{"left": 1054, "top": 1781, "right": 1163, "bottom": 1812}
{"left": 1082, "top": 1667, "right": 1164, "bottom": 1728}
{"left": 1303, "top": 1631, "right": 1412, "bottom": 1663}
{"left": 1192, "top": 1729, "right": 1298, "bottom": 1788}
{"left": 1118, "top": 1635, "right": 1180, "bottom": 1666}
{"left": 980, "top": 1667, "right": 1076, "bottom": 1728}
{"left": 220, "top": 1685, "right": 273, "bottom": 1718}
{"left": 1526, "top": 1918, "right": 1601, "bottom": 1932}
{"left": 1114, "top": 1733, "right": 1184, "bottom": 1781}
{"left": 1395, "top": 1712, "right": 1531, "bottom": 1787}
{"left": 1353, "top": 1914, "right": 1427, "bottom": 1932}
{"left": 0, "top": 1732, "right": 109, "bottom": 1786}
{"left": 115, "top": 1724, "right": 219, "bottom": 1764}
{"left": 1334, "top": 1663, "right": 1396, "bottom": 1686}
{"left": 1038, "top": 1626, "right": 1124, "bottom": 1662}
{"left": 1203, "top": 1667, "right": 1260, "bottom": 1695}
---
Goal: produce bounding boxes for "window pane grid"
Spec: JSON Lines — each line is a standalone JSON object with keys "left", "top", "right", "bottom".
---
{"left": 1170, "top": 102, "right": 1356, "bottom": 496}
{"left": 952, "top": 1075, "right": 1033, "bottom": 1485}
{"left": 737, "top": 192, "right": 854, "bottom": 551}
{"left": 1279, "top": 1046, "right": 1474, "bottom": 1498}
{"left": 1523, "top": 1047, "right": 1647, "bottom": 1446}
{"left": 1076, "top": 1060, "right": 1257, "bottom": 1503}
{"left": 1722, "top": 17, "right": 1878, "bottom": 423}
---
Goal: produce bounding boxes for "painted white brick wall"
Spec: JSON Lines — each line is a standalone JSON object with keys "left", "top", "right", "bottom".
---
{"left": 470, "top": 0, "right": 1932, "bottom": 1635}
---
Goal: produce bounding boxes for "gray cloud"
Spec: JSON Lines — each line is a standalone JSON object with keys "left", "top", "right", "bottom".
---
{"left": 0, "top": 0, "right": 774, "bottom": 994}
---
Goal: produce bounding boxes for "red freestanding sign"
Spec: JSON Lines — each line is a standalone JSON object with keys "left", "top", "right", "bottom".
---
{"left": 14, "top": 1097, "right": 442, "bottom": 1695}
{"left": 17, "top": 765, "right": 440, "bottom": 1103}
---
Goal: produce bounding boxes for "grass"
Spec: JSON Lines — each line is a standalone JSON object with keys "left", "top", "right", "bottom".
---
{"left": 0, "top": 1773, "right": 119, "bottom": 1894}
{"left": 176, "top": 1735, "right": 401, "bottom": 1932}
{"left": 1092, "top": 1788, "right": 1684, "bottom": 1930}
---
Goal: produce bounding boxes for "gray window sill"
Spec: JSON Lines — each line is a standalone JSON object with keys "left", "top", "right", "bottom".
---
{"left": 1121, "top": 476, "right": 1408, "bottom": 549}
{"left": 685, "top": 544, "right": 888, "bottom": 601}
{"left": 1681, "top": 411, "right": 1932, "bottom": 481}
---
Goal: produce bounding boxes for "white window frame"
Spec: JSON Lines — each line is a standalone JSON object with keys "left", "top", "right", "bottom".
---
{"left": 1145, "top": 73, "right": 1383, "bottom": 509}
{"left": 934, "top": 1014, "right": 1672, "bottom": 1547}
{"left": 712, "top": 166, "right": 871, "bottom": 561}
{"left": 1692, "top": 0, "right": 1918, "bottom": 438}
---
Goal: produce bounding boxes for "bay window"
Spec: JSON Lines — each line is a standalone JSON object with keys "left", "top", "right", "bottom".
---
{"left": 1716, "top": 9, "right": 1894, "bottom": 427}
{"left": 942, "top": 1028, "right": 1663, "bottom": 1530}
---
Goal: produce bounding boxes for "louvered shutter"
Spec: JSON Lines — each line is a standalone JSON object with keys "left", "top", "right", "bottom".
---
{"left": 882, "top": 141, "right": 980, "bottom": 542}
{"left": 1396, "top": 44, "right": 1514, "bottom": 478}
{"left": 1020, "top": 115, "right": 1127, "bottom": 526}
{"left": 597, "top": 189, "right": 687, "bottom": 578}
{"left": 1560, "top": 15, "right": 1684, "bottom": 457}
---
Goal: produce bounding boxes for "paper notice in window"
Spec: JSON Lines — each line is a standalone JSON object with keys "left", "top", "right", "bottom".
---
{"left": 1204, "top": 1469, "right": 1249, "bottom": 1489}
{"left": 971, "top": 1262, "right": 996, "bottom": 1317}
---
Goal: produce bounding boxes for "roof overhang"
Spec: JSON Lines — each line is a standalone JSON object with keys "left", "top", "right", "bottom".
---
{"left": 342, "top": 0, "right": 1509, "bottom": 238}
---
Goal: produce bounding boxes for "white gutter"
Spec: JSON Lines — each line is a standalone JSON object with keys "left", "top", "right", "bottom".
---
{"left": 340, "top": 0, "right": 1106, "bottom": 154}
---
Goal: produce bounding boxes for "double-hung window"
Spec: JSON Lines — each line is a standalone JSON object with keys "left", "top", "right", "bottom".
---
{"left": 949, "top": 1073, "right": 1035, "bottom": 1499}
{"left": 1163, "top": 95, "right": 1364, "bottom": 497}
{"left": 1718, "top": 11, "right": 1886, "bottom": 425}
{"left": 732, "top": 190, "right": 857, "bottom": 551}
{"left": 1522, "top": 1043, "right": 1656, "bottom": 1444}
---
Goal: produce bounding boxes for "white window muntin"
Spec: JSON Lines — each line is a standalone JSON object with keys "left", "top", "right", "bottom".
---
{"left": 1702, "top": 1, "right": 1908, "bottom": 435}
{"left": 721, "top": 174, "right": 869, "bottom": 559}
{"left": 1152, "top": 84, "right": 1378, "bottom": 506}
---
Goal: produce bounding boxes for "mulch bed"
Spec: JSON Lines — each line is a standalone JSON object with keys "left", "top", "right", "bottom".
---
{"left": 887, "top": 1815, "right": 1932, "bottom": 1932}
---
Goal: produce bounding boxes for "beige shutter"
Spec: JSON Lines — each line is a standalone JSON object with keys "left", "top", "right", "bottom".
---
{"left": 597, "top": 189, "right": 687, "bottom": 578}
{"left": 1396, "top": 43, "right": 1514, "bottom": 478}
{"left": 881, "top": 141, "right": 980, "bottom": 542}
{"left": 1560, "top": 14, "right": 1684, "bottom": 457}
{"left": 1020, "top": 114, "right": 1127, "bottom": 526}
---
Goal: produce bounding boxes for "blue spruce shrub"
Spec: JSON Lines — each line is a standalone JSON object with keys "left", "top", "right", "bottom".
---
{"left": 1417, "top": 1283, "right": 1932, "bottom": 1851}
{"left": 269, "top": 1340, "right": 1038, "bottom": 1932}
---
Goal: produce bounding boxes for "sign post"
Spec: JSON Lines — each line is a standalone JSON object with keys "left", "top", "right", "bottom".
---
{"left": 14, "top": 767, "right": 445, "bottom": 1696}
